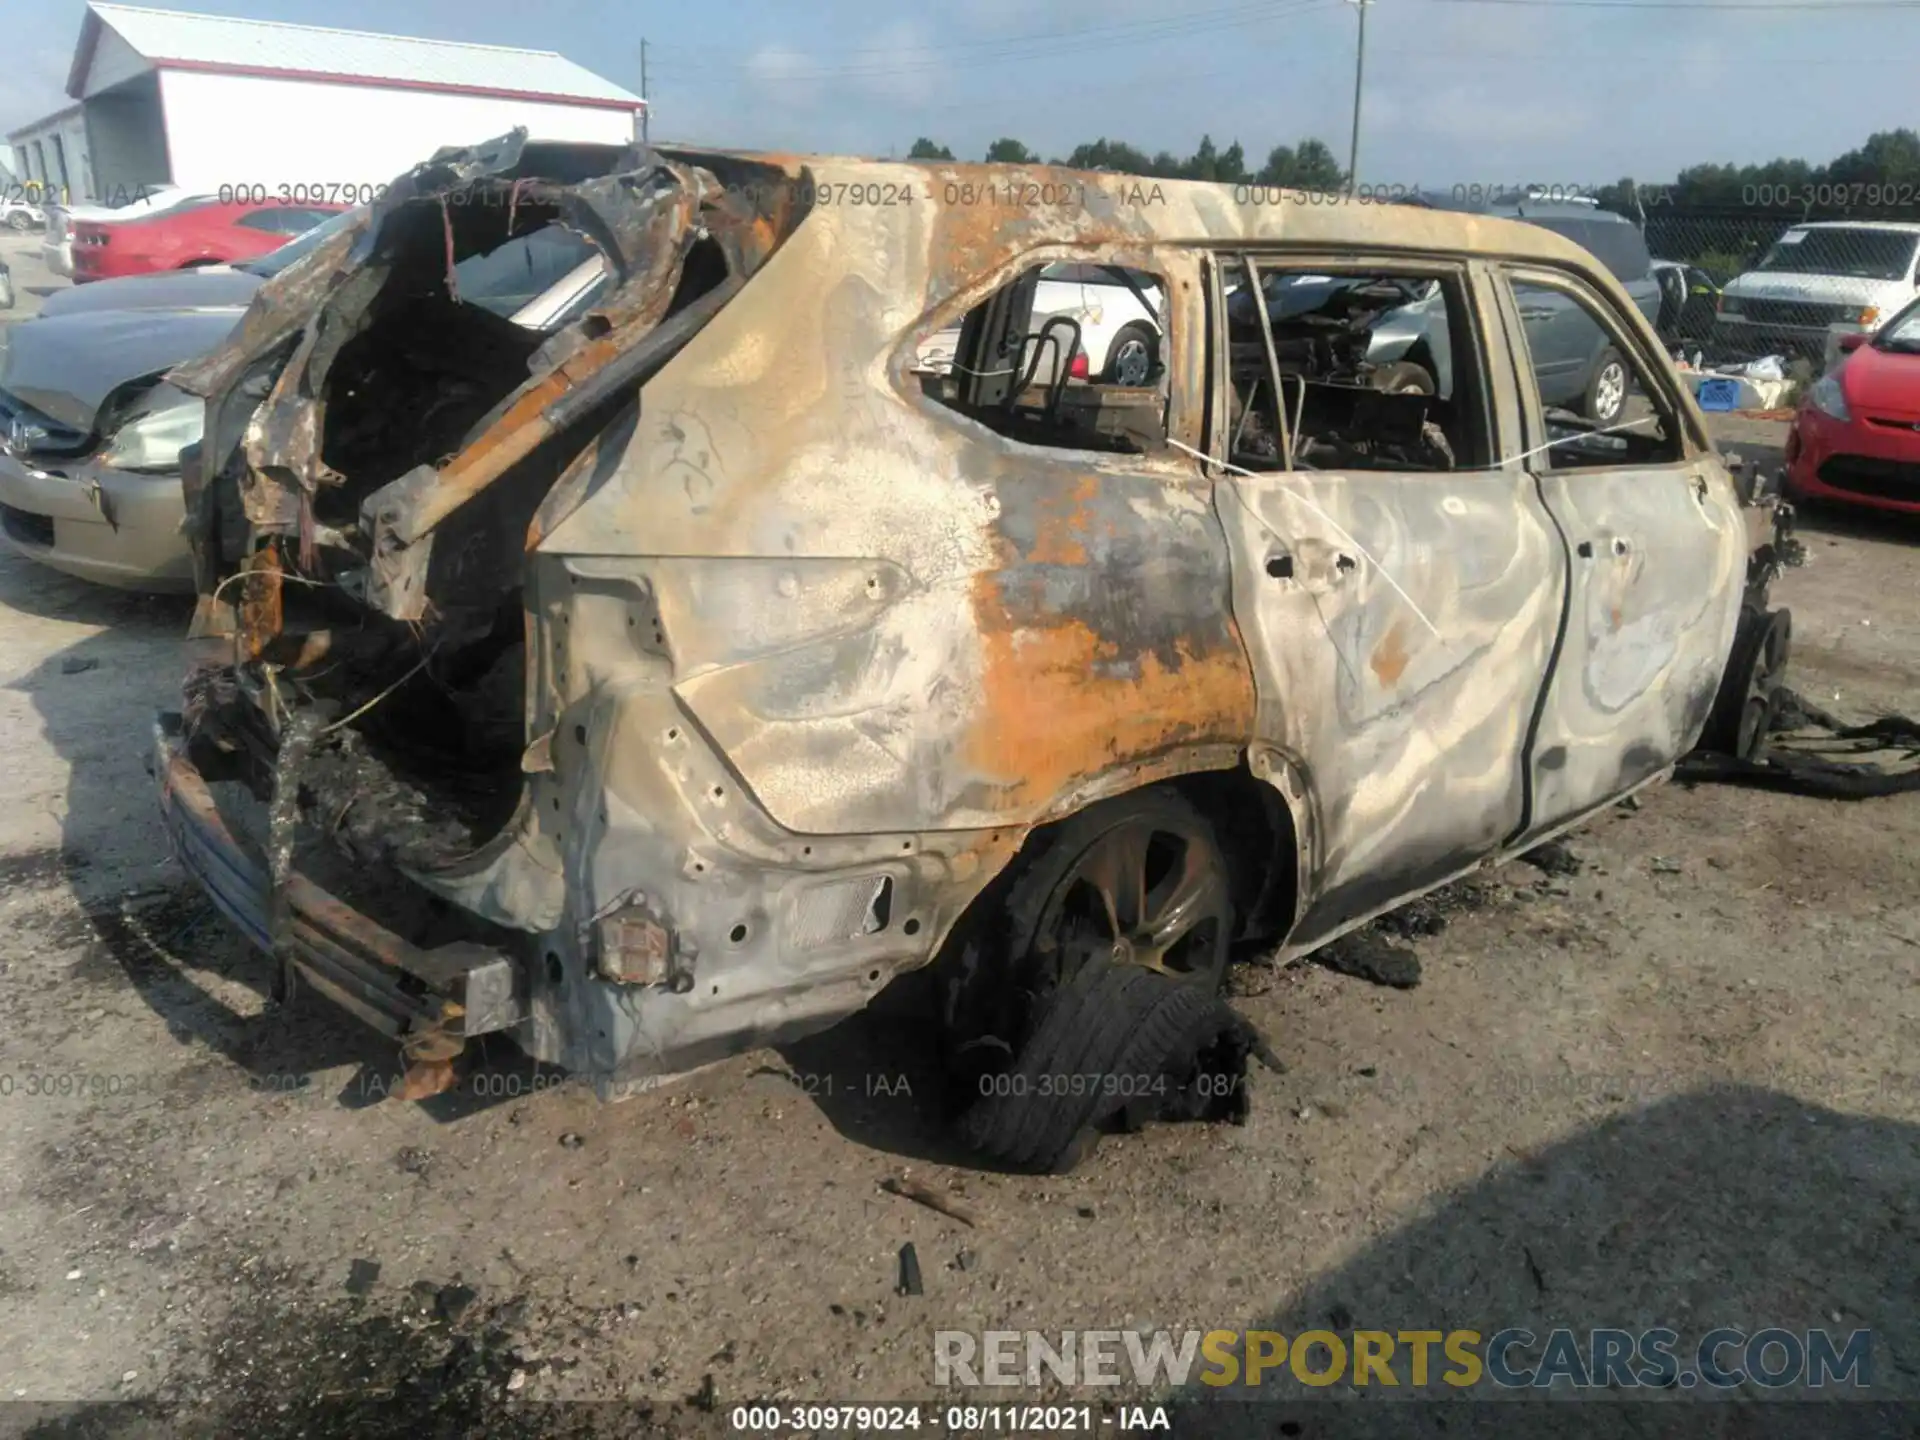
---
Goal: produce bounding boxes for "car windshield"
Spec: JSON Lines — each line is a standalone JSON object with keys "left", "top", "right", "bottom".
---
{"left": 1877, "top": 297, "right": 1920, "bottom": 352}
{"left": 237, "top": 207, "right": 358, "bottom": 279}
{"left": 1756, "top": 228, "right": 1919, "bottom": 281}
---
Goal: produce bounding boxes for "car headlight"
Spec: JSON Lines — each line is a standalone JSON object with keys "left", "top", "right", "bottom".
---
{"left": 1718, "top": 296, "right": 1743, "bottom": 316}
{"left": 99, "top": 382, "right": 204, "bottom": 472}
{"left": 1809, "top": 373, "right": 1850, "bottom": 423}
{"left": 1858, "top": 305, "right": 1881, "bottom": 328}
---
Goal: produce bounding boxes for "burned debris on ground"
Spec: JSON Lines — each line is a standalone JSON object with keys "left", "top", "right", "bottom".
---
{"left": 1679, "top": 688, "right": 1920, "bottom": 799}
{"left": 1312, "top": 932, "right": 1424, "bottom": 990}
{"left": 1520, "top": 840, "right": 1584, "bottom": 878}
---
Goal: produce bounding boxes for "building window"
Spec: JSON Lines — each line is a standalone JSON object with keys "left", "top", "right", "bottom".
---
{"left": 49, "top": 134, "right": 70, "bottom": 191}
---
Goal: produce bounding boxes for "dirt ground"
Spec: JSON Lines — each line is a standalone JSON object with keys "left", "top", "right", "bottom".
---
{"left": 0, "top": 416, "right": 1916, "bottom": 1437}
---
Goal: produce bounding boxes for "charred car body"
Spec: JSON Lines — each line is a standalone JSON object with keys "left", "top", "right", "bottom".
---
{"left": 156, "top": 132, "right": 1788, "bottom": 1145}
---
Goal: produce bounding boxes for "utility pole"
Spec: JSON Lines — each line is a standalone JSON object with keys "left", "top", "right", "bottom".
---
{"left": 640, "top": 39, "right": 650, "bottom": 147}
{"left": 1346, "top": 0, "right": 1370, "bottom": 193}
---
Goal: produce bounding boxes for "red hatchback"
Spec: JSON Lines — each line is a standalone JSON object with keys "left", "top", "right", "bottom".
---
{"left": 1785, "top": 296, "right": 1920, "bottom": 515}
{"left": 71, "top": 198, "right": 344, "bottom": 282}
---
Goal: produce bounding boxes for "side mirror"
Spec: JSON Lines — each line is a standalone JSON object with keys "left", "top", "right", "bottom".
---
{"left": 1837, "top": 332, "right": 1868, "bottom": 354}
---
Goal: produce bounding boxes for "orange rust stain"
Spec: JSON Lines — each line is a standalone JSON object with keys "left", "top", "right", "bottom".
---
{"left": 1369, "top": 622, "right": 1409, "bottom": 686}
{"left": 967, "top": 573, "right": 1257, "bottom": 812}
{"left": 237, "top": 544, "right": 284, "bottom": 659}
{"left": 1026, "top": 473, "right": 1101, "bottom": 565}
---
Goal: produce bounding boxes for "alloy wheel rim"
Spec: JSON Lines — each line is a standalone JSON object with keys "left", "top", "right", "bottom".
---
{"left": 1596, "top": 362, "right": 1626, "bottom": 420}
{"left": 1113, "top": 338, "right": 1151, "bottom": 386}
{"left": 1035, "top": 820, "right": 1230, "bottom": 981}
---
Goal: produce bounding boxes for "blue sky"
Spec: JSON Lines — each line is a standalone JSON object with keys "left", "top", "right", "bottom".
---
{"left": 6, "top": 0, "right": 1919, "bottom": 186}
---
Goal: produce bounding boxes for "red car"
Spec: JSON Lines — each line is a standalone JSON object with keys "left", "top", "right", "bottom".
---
{"left": 1785, "top": 295, "right": 1920, "bottom": 515}
{"left": 71, "top": 199, "right": 344, "bottom": 282}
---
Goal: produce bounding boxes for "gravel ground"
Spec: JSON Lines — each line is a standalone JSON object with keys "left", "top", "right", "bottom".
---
{"left": 0, "top": 417, "right": 1915, "bottom": 1437}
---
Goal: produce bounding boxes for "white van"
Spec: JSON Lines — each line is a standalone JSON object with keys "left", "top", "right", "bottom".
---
{"left": 1711, "top": 220, "right": 1920, "bottom": 359}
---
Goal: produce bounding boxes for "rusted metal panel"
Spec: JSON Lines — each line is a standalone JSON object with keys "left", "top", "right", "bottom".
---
{"left": 235, "top": 543, "right": 283, "bottom": 661}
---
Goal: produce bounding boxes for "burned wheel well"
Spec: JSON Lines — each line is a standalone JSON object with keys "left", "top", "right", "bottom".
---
{"left": 929, "top": 768, "right": 1296, "bottom": 1089}
{"left": 937, "top": 766, "right": 1297, "bottom": 980}
{"left": 1169, "top": 766, "right": 1296, "bottom": 947}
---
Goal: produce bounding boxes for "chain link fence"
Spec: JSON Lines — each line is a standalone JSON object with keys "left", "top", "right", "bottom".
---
{"left": 1634, "top": 204, "right": 1920, "bottom": 368}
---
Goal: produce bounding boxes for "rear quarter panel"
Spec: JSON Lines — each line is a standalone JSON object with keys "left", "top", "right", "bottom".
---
{"left": 534, "top": 190, "right": 1257, "bottom": 838}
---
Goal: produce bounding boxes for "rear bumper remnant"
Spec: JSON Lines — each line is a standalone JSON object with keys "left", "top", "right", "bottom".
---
{"left": 153, "top": 713, "right": 524, "bottom": 1046}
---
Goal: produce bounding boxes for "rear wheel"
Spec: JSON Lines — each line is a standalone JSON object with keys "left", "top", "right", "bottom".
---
{"left": 1012, "top": 790, "right": 1234, "bottom": 994}
{"left": 940, "top": 789, "right": 1238, "bottom": 1166}
{"left": 959, "top": 957, "right": 1231, "bottom": 1171}
{"left": 6, "top": 211, "right": 33, "bottom": 232}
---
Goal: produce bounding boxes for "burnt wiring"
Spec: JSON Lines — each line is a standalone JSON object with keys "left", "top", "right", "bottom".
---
{"left": 318, "top": 655, "right": 436, "bottom": 736}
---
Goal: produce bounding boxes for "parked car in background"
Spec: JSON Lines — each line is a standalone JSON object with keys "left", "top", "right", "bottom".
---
{"left": 1029, "top": 262, "right": 1164, "bottom": 384}
{"left": 1652, "top": 259, "right": 1720, "bottom": 348}
{"left": 71, "top": 198, "right": 346, "bottom": 282}
{"left": 0, "top": 161, "right": 50, "bottom": 230}
{"left": 0, "top": 209, "right": 606, "bottom": 589}
{"left": 915, "top": 261, "right": 1164, "bottom": 385}
{"left": 42, "top": 185, "right": 190, "bottom": 276}
{"left": 1417, "top": 195, "right": 1662, "bottom": 424}
{"left": 1783, "top": 292, "right": 1920, "bottom": 516}
{"left": 1711, "top": 221, "right": 1920, "bottom": 361}
{"left": 2, "top": 195, "right": 45, "bottom": 231}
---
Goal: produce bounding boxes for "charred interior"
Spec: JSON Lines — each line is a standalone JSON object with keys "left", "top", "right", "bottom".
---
{"left": 1219, "top": 260, "right": 1492, "bottom": 474}
{"left": 179, "top": 135, "right": 807, "bottom": 872}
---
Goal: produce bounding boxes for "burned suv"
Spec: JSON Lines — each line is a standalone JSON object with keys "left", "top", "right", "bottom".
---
{"left": 157, "top": 133, "right": 1787, "bottom": 1165}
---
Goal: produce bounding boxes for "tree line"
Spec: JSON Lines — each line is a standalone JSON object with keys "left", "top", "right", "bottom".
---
{"left": 904, "top": 134, "right": 1348, "bottom": 191}
{"left": 902, "top": 128, "right": 1920, "bottom": 216}
{"left": 1598, "top": 129, "right": 1920, "bottom": 215}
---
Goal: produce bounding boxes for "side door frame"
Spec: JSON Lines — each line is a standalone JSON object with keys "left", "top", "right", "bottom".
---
{"left": 1490, "top": 259, "right": 1746, "bottom": 845}
{"left": 1201, "top": 246, "right": 1570, "bottom": 953}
